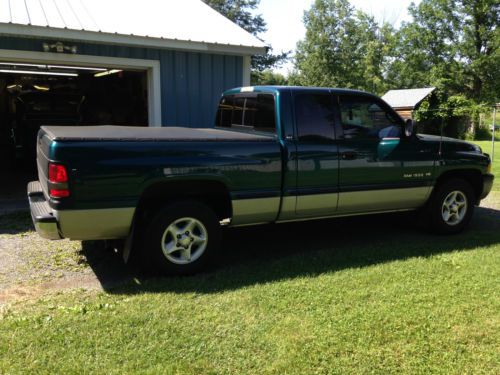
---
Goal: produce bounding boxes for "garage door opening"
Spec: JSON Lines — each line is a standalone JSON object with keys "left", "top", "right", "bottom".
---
{"left": 0, "top": 62, "right": 149, "bottom": 203}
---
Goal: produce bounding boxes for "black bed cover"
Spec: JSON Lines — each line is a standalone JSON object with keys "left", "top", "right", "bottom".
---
{"left": 41, "top": 125, "right": 275, "bottom": 142}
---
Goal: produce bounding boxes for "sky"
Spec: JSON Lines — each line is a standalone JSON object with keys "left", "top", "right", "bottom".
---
{"left": 256, "top": 0, "right": 421, "bottom": 75}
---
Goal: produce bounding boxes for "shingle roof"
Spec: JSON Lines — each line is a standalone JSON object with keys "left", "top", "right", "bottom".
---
{"left": 0, "top": 0, "right": 266, "bottom": 54}
{"left": 381, "top": 87, "right": 436, "bottom": 109}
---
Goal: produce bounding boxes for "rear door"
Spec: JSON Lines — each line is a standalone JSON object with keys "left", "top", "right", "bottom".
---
{"left": 215, "top": 92, "right": 283, "bottom": 225}
{"left": 293, "top": 91, "right": 340, "bottom": 217}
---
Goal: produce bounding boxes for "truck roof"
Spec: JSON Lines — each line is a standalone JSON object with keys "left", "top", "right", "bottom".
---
{"left": 223, "top": 86, "right": 380, "bottom": 99}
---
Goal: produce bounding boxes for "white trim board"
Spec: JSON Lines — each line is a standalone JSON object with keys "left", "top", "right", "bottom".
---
{"left": 0, "top": 49, "right": 162, "bottom": 126}
{"left": 242, "top": 56, "right": 251, "bottom": 87}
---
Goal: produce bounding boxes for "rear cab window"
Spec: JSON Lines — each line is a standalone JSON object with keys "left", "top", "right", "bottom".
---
{"left": 215, "top": 93, "right": 276, "bottom": 134}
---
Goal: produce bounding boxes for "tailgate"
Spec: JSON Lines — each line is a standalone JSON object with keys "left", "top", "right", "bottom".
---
{"left": 36, "top": 128, "right": 52, "bottom": 199}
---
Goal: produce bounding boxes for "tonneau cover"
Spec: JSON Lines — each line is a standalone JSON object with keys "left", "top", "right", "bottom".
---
{"left": 41, "top": 125, "right": 275, "bottom": 142}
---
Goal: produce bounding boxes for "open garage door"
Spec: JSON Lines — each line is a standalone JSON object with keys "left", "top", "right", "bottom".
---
{"left": 0, "top": 62, "right": 149, "bottom": 204}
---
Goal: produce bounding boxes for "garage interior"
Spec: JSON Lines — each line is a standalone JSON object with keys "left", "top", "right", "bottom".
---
{"left": 0, "top": 62, "right": 148, "bottom": 205}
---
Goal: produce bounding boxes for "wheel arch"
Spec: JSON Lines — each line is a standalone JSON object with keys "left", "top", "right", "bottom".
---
{"left": 135, "top": 177, "right": 233, "bottom": 223}
{"left": 434, "top": 168, "right": 483, "bottom": 203}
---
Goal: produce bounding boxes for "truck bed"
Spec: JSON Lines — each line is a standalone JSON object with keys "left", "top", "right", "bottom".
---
{"left": 41, "top": 125, "right": 275, "bottom": 142}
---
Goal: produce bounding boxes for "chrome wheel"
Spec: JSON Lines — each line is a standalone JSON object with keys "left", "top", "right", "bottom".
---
{"left": 160, "top": 217, "right": 208, "bottom": 265}
{"left": 441, "top": 191, "right": 467, "bottom": 226}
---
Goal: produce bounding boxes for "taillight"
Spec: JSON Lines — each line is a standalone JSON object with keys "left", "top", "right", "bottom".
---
{"left": 48, "top": 163, "right": 70, "bottom": 198}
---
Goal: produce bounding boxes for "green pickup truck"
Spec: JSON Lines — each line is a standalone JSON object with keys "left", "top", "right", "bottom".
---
{"left": 28, "top": 86, "right": 494, "bottom": 275}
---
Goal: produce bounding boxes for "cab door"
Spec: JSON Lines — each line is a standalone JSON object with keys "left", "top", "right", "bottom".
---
{"left": 293, "top": 91, "right": 340, "bottom": 217}
{"left": 335, "top": 94, "right": 432, "bottom": 213}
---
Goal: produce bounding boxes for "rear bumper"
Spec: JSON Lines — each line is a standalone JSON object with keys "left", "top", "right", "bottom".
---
{"left": 479, "top": 173, "right": 494, "bottom": 201}
{"left": 27, "top": 181, "right": 62, "bottom": 240}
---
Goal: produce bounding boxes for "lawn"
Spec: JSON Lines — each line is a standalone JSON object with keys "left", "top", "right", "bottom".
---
{"left": 1, "top": 206, "right": 499, "bottom": 374}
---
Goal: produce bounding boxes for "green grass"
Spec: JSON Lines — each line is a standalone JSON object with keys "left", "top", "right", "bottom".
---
{"left": 1, "top": 210, "right": 499, "bottom": 374}
{"left": 472, "top": 140, "right": 499, "bottom": 191}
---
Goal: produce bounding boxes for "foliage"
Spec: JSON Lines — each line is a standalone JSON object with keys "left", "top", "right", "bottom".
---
{"left": 251, "top": 70, "right": 288, "bottom": 86}
{"left": 202, "top": 0, "right": 289, "bottom": 73}
{"left": 392, "top": 0, "right": 499, "bottom": 103}
{"left": 202, "top": 0, "right": 266, "bottom": 35}
{"left": 293, "top": 0, "right": 499, "bottom": 137}
{"left": 250, "top": 49, "right": 289, "bottom": 73}
{"left": 293, "top": 0, "right": 395, "bottom": 95}
{"left": 415, "top": 95, "right": 483, "bottom": 122}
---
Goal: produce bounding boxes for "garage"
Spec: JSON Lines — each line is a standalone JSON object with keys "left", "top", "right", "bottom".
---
{"left": 0, "top": 62, "right": 148, "bottom": 169}
{"left": 0, "top": 61, "right": 151, "bottom": 199}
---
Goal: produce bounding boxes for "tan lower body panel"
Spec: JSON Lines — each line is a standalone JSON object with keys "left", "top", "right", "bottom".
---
{"left": 231, "top": 197, "right": 280, "bottom": 226}
{"left": 55, "top": 207, "right": 135, "bottom": 240}
{"left": 296, "top": 192, "right": 339, "bottom": 216}
{"left": 337, "top": 186, "right": 432, "bottom": 213}
{"left": 236, "top": 186, "right": 433, "bottom": 226}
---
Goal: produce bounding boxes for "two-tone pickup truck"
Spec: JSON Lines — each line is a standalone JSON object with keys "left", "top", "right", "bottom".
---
{"left": 28, "top": 86, "right": 494, "bottom": 275}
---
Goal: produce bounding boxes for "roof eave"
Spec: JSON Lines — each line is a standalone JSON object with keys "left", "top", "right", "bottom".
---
{"left": 393, "top": 106, "right": 415, "bottom": 110}
{"left": 0, "top": 23, "right": 267, "bottom": 56}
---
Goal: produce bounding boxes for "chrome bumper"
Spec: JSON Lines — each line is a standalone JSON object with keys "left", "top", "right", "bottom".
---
{"left": 27, "top": 181, "right": 61, "bottom": 240}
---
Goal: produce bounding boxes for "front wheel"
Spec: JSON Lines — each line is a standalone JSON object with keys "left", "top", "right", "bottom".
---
{"left": 427, "top": 179, "right": 475, "bottom": 234}
{"left": 144, "top": 201, "right": 221, "bottom": 275}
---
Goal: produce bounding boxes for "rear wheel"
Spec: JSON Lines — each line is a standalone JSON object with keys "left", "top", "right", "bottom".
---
{"left": 427, "top": 179, "right": 475, "bottom": 234}
{"left": 144, "top": 201, "right": 221, "bottom": 275}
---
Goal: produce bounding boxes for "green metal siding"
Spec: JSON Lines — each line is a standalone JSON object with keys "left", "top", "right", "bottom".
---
{"left": 0, "top": 36, "right": 243, "bottom": 128}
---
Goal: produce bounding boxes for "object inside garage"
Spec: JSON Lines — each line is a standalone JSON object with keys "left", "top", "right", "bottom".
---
{"left": 0, "top": 62, "right": 148, "bottom": 200}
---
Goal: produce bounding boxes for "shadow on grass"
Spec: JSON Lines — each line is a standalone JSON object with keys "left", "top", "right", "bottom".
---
{"left": 80, "top": 205, "right": 500, "bottom": 295}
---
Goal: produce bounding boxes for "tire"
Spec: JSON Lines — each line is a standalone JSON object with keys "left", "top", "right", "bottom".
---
{"left": 427, "top": 178, "right": 475, "bottom": 234}
{"left": 143, "top": 201, "right": 221, "bottom": 275}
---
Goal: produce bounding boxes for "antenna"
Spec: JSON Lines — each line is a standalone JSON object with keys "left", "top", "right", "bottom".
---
{"left": 439, "top": 117, "right": 444, "bottom": 157}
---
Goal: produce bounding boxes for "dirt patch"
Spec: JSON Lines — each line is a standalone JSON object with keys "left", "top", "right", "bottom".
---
{"left": 0, "top": 210, "right": 133, "bottom": 305}
{"left": 0, "top": 212, "right": 92, "bottom": 288}
{"left": 0, "top": 274, "right": 101, "bottom": 305}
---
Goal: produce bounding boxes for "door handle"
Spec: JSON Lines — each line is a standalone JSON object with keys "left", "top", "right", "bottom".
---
{"left": 341, "top": 151, "right": 358, "bottom": 160}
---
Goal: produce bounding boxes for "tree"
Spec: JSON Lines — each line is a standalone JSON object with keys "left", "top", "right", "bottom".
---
{"left": 292, "top": 0, "right": 395, "bottom": 95}
{"left": 202, "top": 0, "right": 289, "bottom": 82}
{"left": 202, "top": 0, "right": 266, "bottom": 35}
{"left": 388, "top": 0, "right": 499, "bottom": 136}
{"left": 390, "top": 0, "right": 499, "bottom": 103}
{"left": 251, "top": 70, "right": 288, "bottom": 86}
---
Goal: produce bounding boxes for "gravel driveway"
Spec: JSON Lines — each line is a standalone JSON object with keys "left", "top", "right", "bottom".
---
{"left": 0, "top": 211, "right": 132, "bottom": 305}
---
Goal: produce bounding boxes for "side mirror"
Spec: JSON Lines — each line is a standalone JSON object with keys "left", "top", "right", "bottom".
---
{"left": 405, "top": 119, "right": 416, "bottom": 137}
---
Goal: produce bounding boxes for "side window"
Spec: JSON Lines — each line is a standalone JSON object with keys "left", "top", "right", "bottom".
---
{"left": 253, "top": 95, "right": 276, "bottom": 132}
{"left": 339, "top": 96, "right": 402, "bottom": 139}
{"left": 295, "top": 93, "right": 335, "bottom": 141}
{"left": 215, "top": 94, "right": 276, "bottom": 133}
